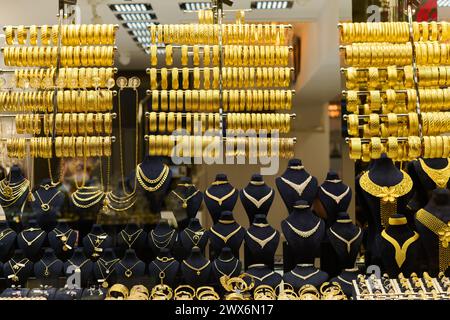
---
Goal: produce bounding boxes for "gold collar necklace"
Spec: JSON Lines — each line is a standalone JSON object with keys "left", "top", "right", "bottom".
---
{"left": 359, "top": 170, "right": 413, "bottom": 228}
{"left": 205, "top": 188, "right": 236, "bottom": 206}
{"left": 280, "top": 176, "right": 312, "bottom": 196}
{"left": 210, "top": 225, "right": 242, "bottom": 244}
{"left": 246, "top": 230, "right": 277, "bottom": 249}
{"left": 171, "top": 190, "right": 200, "bottom": 208}
{"left": 419, "top": 158, "right": 450, "bottom": 189}
{"left": 319, "top": 186, "right": 350, "bottom": 205}
{"left": 285, "top": 220, "right": 321, "bottom": 238}
{"left": 329, "top": 227, "right": 362, "bottom": 253}
{"left": 381, "top": 230, "right": 419, "bottom": 268}
{"left": 291, "top": 269, "right": 319, "bottom": 280}
{"left": 136, "top": 164, "right": 169, "bottom": 192}
{"left": 242, "top": 189, "right": 273, "bottom": 208}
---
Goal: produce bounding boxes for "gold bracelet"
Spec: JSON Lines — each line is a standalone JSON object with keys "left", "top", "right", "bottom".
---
{"left": 171, "top": 68, "right": 179, "bottom": 90}
{"left": 166, "top": 45, "right": 173, "bottom": 66}
{"left": 160, "top": 90, "right": 168, "bottom": 111}
{"left": 370, "top": 137, "right": 382, "bottom": 159}
{"left": 150, "top": 45, "right": 158, "bottom": 66}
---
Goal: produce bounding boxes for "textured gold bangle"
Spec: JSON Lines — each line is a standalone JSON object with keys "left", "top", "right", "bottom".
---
{"left": 193, "top": 68, "right": 200, "bottom": 89}
{"left": 349, "top": 138, "right": 362, "bottom": 160}
{"left": 347, "top": 114, "right": 359, "bottom": 137}
{"left": 370, "top": 137, "right": 382, "bottom": 159}
{"left": 161, "top": 68, "right": 168, "bottom": 90}
{"left": 166, "top": 45, "right": 173, "bottom": 66}
{"left": 150, "top": 45, "right": 158, "bottom": 66}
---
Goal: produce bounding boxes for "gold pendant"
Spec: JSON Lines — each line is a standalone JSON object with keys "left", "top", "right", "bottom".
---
{"left": 4, "top": 186, "right": 12, "bottom": 198}
{"left": 102, "top": 281, "right": 109, "bottom": 288}
{"left": 13, "top": 264, "right": 19, "bottom": 270}
{"left": 44, "top": 268, "right": 49, "bottom": 276}
{"left": 182, "top": 201, "right": 187, "bottom": 208}
{"left": 159, "top": 271, "right": 166, "bottom": 280}
{"left": 12, "top": 275, "right": 18, "bottom": 282}
{"left": 196, "top": 271, "right": 201, "bottom": 276}
{"left": 125, "top": 269, "right": 132, "bottom": 278}
{"left": 41, "top": 203, "right": 50, "bottom": 211}
{"left": 61, "top": 235, "right": 67, "bottom": 242}
{"left": 62, "top": 245, "right": 68, "bottom": 251}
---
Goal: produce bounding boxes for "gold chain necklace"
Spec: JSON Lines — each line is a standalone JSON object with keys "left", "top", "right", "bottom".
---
{"left": 0, "top": 177, "right": 29, "bottom": 199}
{"left": 381, "top": 230, "right": 419, "bottom": 268}
{"left": 213, "top": 260, "right": 239, "bottom": 277}
{"left": 205, "top": 188, "right": 236, "bottom": 206}
{"left": 68, "top": 259, "right": 90, "bottom": 273}
{"left": 34, "top": 190, "right": 62, "bottom": 211}
{"left": 71, "top": 187, "right": 105, "bottom": 209}
{"left": 184, "top": 228, "right": 206, "bottom": 246}
{"left": 291, "top": 269, "right": 319, "bottom": 280}
{"left": 150, "top": 230, "right": 176, "bottom": 249}
{"left": 171, "top": 190, "right": 200, "bottom": 208}
{"left": 247, "top": 271, "right": 275, "bottom": 282}
{"left": 52, "top": 228, "right": 73, "bottom": 251}
{"left": 328, "top": 227, "right": 362, "bottom": 253}
{"left": 210, "top": 225, "right": 242, "bottom": 244}
{"left": 120, "top": 229, "right": 143, "bottom": 248}
{"left": 319, "top": 186, "right": 350, "bottom": 204}
{"left": 0, "top": 228, "right": 14, "bottom": 241}
{"left": 40, "top": 259, "right": 60, "bottom": 277}
{"left": 280, "top": 176, "right": 312, "bottom": 196}
{"left": 21, "top": 230, "right": 45, "bottom": 246}
{"left": 97, "top": 258, "right": 120, "bottom": 288}
{"left": 285, "top": 220, "right": 321, "bottom": 238}
{"left": 87, "top": 233, "right": 108, "bottom": 258}
{"left": 418, "top": 158, "right": 450, "bottom": 188}
{"left": 242, "top": 189, "right": 273, "bottom": 208}
{"left": 119, "top": 260, "right": 142, "bottom": 278}
{"left": 136, "top": 165, "right": 169, "bottom": 192}
{"left": 246, "top": 230, "right": 277, "bottom": 249}
{"left": 359, "top": 170, "right": 413, "bottom": 228}
{"left": 8, "top": 258, "right": 30, "bottom": 282}
{"left": 182, "top": 260, "right": 210, "bottom": 276}
{"left": 152, "top": 259, "right": 177, "bottom": 284}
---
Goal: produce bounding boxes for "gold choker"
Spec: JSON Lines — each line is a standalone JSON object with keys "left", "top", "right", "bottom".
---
{"left": 419, "top": 158, "right": 450, "bottom": 189}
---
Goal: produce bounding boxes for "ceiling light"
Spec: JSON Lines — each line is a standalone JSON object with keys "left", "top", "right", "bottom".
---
{"left": 109, "top": 3, "right": 153, "bottom": 12}
{"left": 179, "top": 2, "right": 212, "bottom": 11}
{"left": 438, "top": 0, "right": 450, "bottom": 6}
{"left": 116, "top": 13, "right": 157, "bottom": 21}
{"left": 251, "top": 1, "right": 293, "bottom": 9}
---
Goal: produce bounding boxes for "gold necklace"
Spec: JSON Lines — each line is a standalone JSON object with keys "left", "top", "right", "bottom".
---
{"left": 280, "top": 176, "right": 312, "bottom": 196}
{"left": 119, "top": 260, "right": 142, "bottom": 278}
{"left": 359, "top": 170, "right": 413, "bottom": 228}
{"left": 52, "top": 228, "right": 73, "bottom": 251}
{"left": 210, "top": 225, "right": 242, "bottom": 244}
{"left": 213, "top": 260, "right": 239, "bottom": 277}
{"left": 416, "top": 209, "right": 450, "bottom": 272}
{"left": 87, "top": 233, "right": 108, "bottom": 258}
{"left": 337, "top": 276, "right": 352, "bottom": 285}
{"left": 120, "top": 229, "right": 143, "bottom": 248}
{"left": 40, "top": 259, "right": 60, "bottom": 277}
{"left": 0, "top": 228, "right": 14, "bottom": 241}
{"left": 171, "top": 190, "right": 200, "bottom": 208}
{"left": 182, "top": 260, "right": 210, "bottom": 276}
{"left": 34, "top": 190, "right": 62, "bottom": 211}
{"left": 152, "top": 259, "right": 177, "bottom": 283}
{"left": 419, "top": 158, "right": 450, "bottom": 188}
{"left": 319, "top": 186, "right": 350, "bottom": 204}
{"left": 205, "top": 188, "right": 236, "bottom": 205}
{"left": 184, "top": 228, "right": 206, "bottom": 246}
{"left": 381, "top": 230, "right": 419, "bottom": 268}
{"left": 242, "top": 189, "right": 273, "bottom": 208}
{"left": 68, "top": 259, "right": 90, "bottom": 273}
{"left": 21, "top": 230, "right": 45, "bottom": 246}
{"left": 212, "top": 180, "right": 229, "bottom": 185}
{"left": 97, "top": 258, "right": 120, "bottom": 288}
{"left": 328, "top": 227, "right": 362, "bottom": 253}
{"left": 150, "top": 230, "right": 176, "bottom": 249}
{"left": 246, "top": 230, "right": 277, "bottom": 249}
{"left": 291, "top": 269, "right": 319, "bottom": 280}
{"left": 71, "top": 187, "right": 105, "bottom": 209}
{"left": 253, "top": 223, "right": 269, "bottom": 228}
{"left": 0, "top": 177, "right": 29, "bottom": 199}
{"left": 285, "top": 220, "right": 321, "bottom": 238}
{"left": 136, "top": 164, "right": 169, "bottom": 192}
{"left": 247, "top": 271, "right": 275, "bottom": 282}
{"left": 8, "top": 258, "right": 30, "bottom": 282}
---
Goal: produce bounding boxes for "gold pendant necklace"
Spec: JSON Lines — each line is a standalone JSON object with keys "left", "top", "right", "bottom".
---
{"left": 291, "top": 269, "right": 319, "bottom": 280}
{"left": 328, "top": 227, "right": 362, "bottom": 253}
{"left": 21, "top": 230, "right": 45, "bottom": 246}
{"left": 119, "top": 260, "right": 142, "bottom": 278}
{"left": 171, "top": 190, "right": 200, "bottom": 208}
{"left": 8, "top": 258, "right": 29, "bottom": 282}
{"left": 68, "top": 259, "right": 90, "bottom": 273}
{"left": 34, "top": 190, "right": 61, "bottom": 211}
{"left": 213, "top": 260, "right": 239, "bottom": 277}
{"left": 182, "top": 260, "right": 210, "bottom": 276}
{"left": 205, "top": 188, "right": 236, "bottom": 206}
{"left": 87, "top": 233, "right": 108, "bottom": 258}
{"left": 285, "top": 220, "right": 321, "bottom": 238}
{"left": 0, "top": 228, "right": 14, "bottom": 241}
{"left": 184, "top": 228, "right": 206, "bottom": 246}
{"left": 152, "top": 259, "right": 176, "bottom": 284}
{"left": 419, "top": 158, "right": 450, "bottom": 189}
{"left": 120, "top": 229, "right": 143, "bottom": 248}
{"left": 381, "top": 230, "right": 419, "bottom": 268}
{"left": 359, "top": 170, "right": 413, "bottom": 228}
{"left": 246, "top": 230, "right": 277, "bottom": 249}
{"left": 53, "top": 228, "right": 73, "bottom": 251}
{"left": 210, "top": 225, "right": 242, "bottom": 244}
{"left": 242, "top": 189, "right": 273, "bottom": 208}
{"left": 40, "top": 259, "right": 59, "bottom": 277}
{"left": 136, "top": 164, "right": 169, "bottom": 192}
{"left": 97, "top": 258, "right": 120, "bottom": 288}
{"left": 280, "top": 176, "right": 312, "bottom": 196}
{"left": 319, "top": 186, "right": 350, "bottom": 204}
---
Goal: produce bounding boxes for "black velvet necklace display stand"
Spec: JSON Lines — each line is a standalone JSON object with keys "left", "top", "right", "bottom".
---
{"left": 283, "top": 263, "right": 329, "bottom": 291}
{"left": 408, "top": 158, "right": 450, "bottom": 211}
{"left": 281, "top": 200, "right": 325, "bottom": 272}
{"left": 148, "top": 219, "right": 178, "bottom": 256}
{"left": 17, "top": 219, "right": 47, "bottom": 261}
{"left": 132, "top": 156, "right": 172, "bottom": 213}
{"left": 245, "top": 264, "right": 282, "bottom": 288}
{"left": 3, "top": 249, "right": 33, "bottom": 287}
{"left": 356, "top": 156, "right": 413, "bottom": 266}
{"left": 116, "top": 223, "right": 147, "bottom": 260}
{"left": 33, "top": 248, "right": 64, "bottom": 284}
{"left": 179, "top": 218, "right": 208, "bottom": 258}
{"left": 48, "top": 221, "right": 77, "bottom": 261}
{"left": 208, "top": 211, "right": 245, "bottom": 259}
{"left": 167, "top": 177, "right": 203, "bottom": 229}
{"left": 148, "top": 248, "right": 180, "bottom": 288}
{"left": 64, "top": 248, "right": 94, "bottom": 288}
{"left": 240, "top": 174, "right": 275, "bottom": 224}
{"left": 0, "top": 220, "right": 17, "bottom": 262}
{"left": 82, "top": 224, "right": 112, "bottom": 261}
{"left": 276, "top": 159, "right": 318, "bottom": 214}
{"left": 181, "top": 246, "right": 212, "bottom": 287}
{"left": 415, "top": 188, "right": 450, "bottom": 275}
{"left": 244, "top": 214, "right": 279, "bottom": 270}
{"left": 93, "top": 248, "right": 119, "bottom": 289}
{"left": 377, "top": 214, "right": 420, "bottom": 277}
{"left": 212, "top": 247, "right": 242, "bottom": 286}
{"left": 30, "top": 178, "right": 66, "bottom": 232}
{"left": 204, "top": 174, "right": 239, "bottom": 224}
{"left": 329, "top": 267, "right": 359, "bottom": 297}
{"left": 0, "top": 165, "right": 30, "bottom": 219}
{"left": 116, "top": 248, "right": 146, "bottom": 287}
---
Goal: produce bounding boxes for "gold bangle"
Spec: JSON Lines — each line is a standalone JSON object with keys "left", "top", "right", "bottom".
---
{"left": 166, "top": 45, "right": 173, "bottom": 66}
{"left": 370, "top": 137, "right": 382, "bottom": 159}
{"left": 160, "top": 90, "right": 168, "bottom": 111}
{"left": 159, "top": 111, "right": 167, "bottom": 132}
{"left": 167, "top": 112, "right": 175, "bottom": 133}
{"left": 151, "top": 90, "right": 159, "bottom": 111}
{"left": 149, "top": 112, "right": 157, "bottom": 132}
{"left": 171, "top": 68, "right": 179, "bottom": 90}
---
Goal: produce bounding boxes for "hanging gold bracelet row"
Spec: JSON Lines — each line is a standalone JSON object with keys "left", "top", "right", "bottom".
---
{"left": 0, "top": 91, "right": 54, "bottom": 112}
{"left": 54, "top": 136, "right": 112, "bottom": 158}
{"left": 148, "top": 112, "right": 221, "bottom": 134}
{"left": 226, "top": 113, "right": 291, "bottom": 133}
{"left": 346, "top": 113, "right": 419, "bottom": 137}
{"left": 6, "top": 137, "right": 53, "bottom": 159}
{"left": 56, "top": 90, "right": 114, "bottom": 112}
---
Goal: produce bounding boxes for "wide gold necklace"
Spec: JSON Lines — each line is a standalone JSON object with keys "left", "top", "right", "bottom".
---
{"left": 328, "top": 227, "right": 362, "bottom": 253}
{"left": 0, "top": 178, "right": 30, "bottom": 207}
{"left": 242, "top": 189, "right": 273, "bottom": 208}
{"left": 136, "top": 164, "right": 169, "bottom": 192}
{"left": 416, "top": 209, "right": 450, "bottom": 272}
{"left": 280, "top": 176, "right": 312, "bottom": 196}
{"left": 285, "top": 220, "right": 321, "bottom": 238}
{"left": 246, "top": 230, "right": 277, "bottom": 249}
{"left": 418, "top": 158, "right": 450, "bottom": 189}
{"left": 359, "top": 170, "right": 413, "bottom": 228}
{"left": 210, "top": 225, "right": 242, "bottom": 244}
{"left": 381, "top": 230, "right": 419, "bottom": 268}
{"left": 205, "top": 188, "right": 236, "bottom": 206}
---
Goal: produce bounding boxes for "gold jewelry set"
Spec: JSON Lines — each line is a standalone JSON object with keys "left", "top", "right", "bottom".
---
{"left": 0, "top": 175, "right": 30, "bottom": 207}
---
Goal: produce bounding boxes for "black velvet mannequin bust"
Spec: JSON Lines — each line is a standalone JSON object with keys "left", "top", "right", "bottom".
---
{"left": 132, "top": 156, "right": 172, "bottom": 213}
{"left": 327, "top": 212, "right": 363, "bottom": 269}
{"left": 48, "top": 221, "right": 77, "bottom": 261}
{"left": 377, "top": 214, "right": 420, "bottom": 277}
{"left": 64, "top": 248, "right": 94, "bottom": 288}
{"left": 276, "top": 159, "right": 318, "bottom": 213}
{"left": 0, "top": 220, "right": 17, "bottom": 262}
{"left": 415, "top": 189, "right": 450, "bottom": 275}
{"left": 244, "top": 214, "right": 280, "bottom": 268}
{"left": 316, "top": 172, "right": 352, "bottom": 227}
{"left": 82, "top": 224, "right": 112, "bottom": 261}
{"left": 356, "top": 156, "right": 413, "bottom": 266}
{"left": 329, "top": 267, "right": 359, "bottom": 297}
{"left": 30, "top": 178, "right": 66, "bottom": 232}
{"left": 408, "top": 158, "right": 450, "bottom": 210}
{"left": 240, "top": 174, "right": 275, "bottom": 224}
{"left": 116, "top": 249, "right": 146, "bottom": 286}
{"left": 93, "top": 248, "right": 120, "bottom": 289}
{"left": 167, "top": 177, "right": 203, "bottom": 227}
{"left": 281, "top": 200, "right": 325, "bottom": 264}
{"left": 245, "top": 264, "right": 282, "bottom": 288}
{"left": 179, "top": 218, "right": 208, "bottom": 257}
{"left": 34, "top": 248, "right": 63, "bottom": 281}
{"left": 204, "top": 174, "right": 239, "bottom": 223}
{"left": 117, "top": 223, "right": 147, "bottom": 259}
{"left": 212, "top": 247, "right": 242, "bottom": 284}
{"left": 181, "top": 246, "right": 212, "bottom": 287}
{"left": 283, "top": 263, "right": 329, "bottom": 291}
{"left": 148, "top": 219, "right": 178, "bottom": 255}
{"left": 3, "top": 249, "right": 33, "bottom": 287}
{"left": 208, "top": 211, "right": 245, "bottom": 259}
{"left": 148, "top": 248, "right": 180, "bottom": 288}
{"left": 0, "top": 165, "right": 30, "bottom": 217}
{"left": 17, "top": 220, "right": 47, "bottom": 261}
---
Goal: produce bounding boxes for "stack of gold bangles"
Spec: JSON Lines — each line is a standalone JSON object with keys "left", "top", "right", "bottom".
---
{"left": 226, "top": 113, "right": 291, "bottom": 133}
{"left": 52, "top": 112, "right": 113, "bottom": 135}
{"left": 345, "top": 89, "right": 417, "bottom": 114}
{"left": 53, "top": 136, "right": 112, "bottom": 158}
{"left": 343, "top": 43, "right": 413, "bottom": 67}
{"left": 148, "top": 111, "right": 221, "bottom": 133}
{"left": 6, "top": 137, "right": 52, "bottom": 158}
{"left": 0, "top": 91, "right": 54, "bottom": 112}
{"left": 344, "top": 66, "right": 415, "bottom": 90}
{"left": 346, "top": 113, "right": 420, "bottom": 137}
{"left": 56, "top": 90, "right": 114, "bottom": 112}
